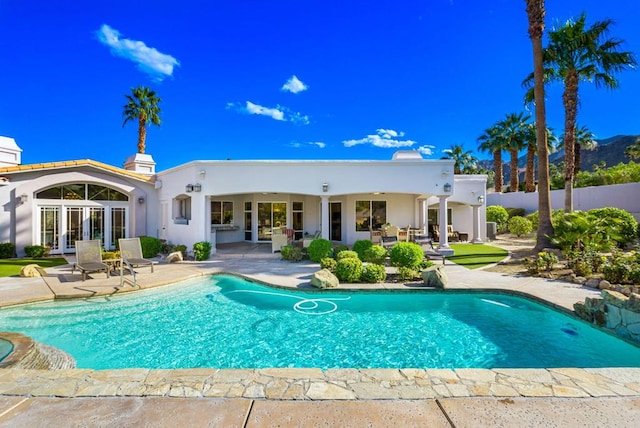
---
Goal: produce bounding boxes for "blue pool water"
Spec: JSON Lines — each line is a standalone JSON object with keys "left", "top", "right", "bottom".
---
{"left": 0, "top": 339, "right": 12, "bottom": 362}
{"left": 1, "top": 274, "right": 639, "bottom": 369}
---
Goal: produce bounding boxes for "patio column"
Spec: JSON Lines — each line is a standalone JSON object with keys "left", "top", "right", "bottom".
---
{"left": 421, "top": 199, "right": 428, "bottom": 235}
{"left": 471, "top": 204, "right": 483, "bottom": 244}
{"left": 321, "top": 196, "right": 329, "bottom": 240}
{"left": 437, "top": 195, "right": 450, "bottom": 250}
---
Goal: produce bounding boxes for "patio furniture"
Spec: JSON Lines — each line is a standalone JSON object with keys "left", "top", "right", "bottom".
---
{"left": 75, "top": 240, "right": 110, "bottom": 281}
{"left": 118, "top": 238, "right": 155, "bottom": 273}
{"left": 381, "top": 235, "right": 398, "bottom": 250}
{"left": 301, "top": 231, "right": 321, "bottom": 248}
{"left": 370, "top": 229, "right": 382, "bottom": 245}
{"left": 272, "top": 228, "right": 294, "bottom": 253}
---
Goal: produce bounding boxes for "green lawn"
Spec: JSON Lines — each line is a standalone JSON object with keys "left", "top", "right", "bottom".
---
{"left": 0, "top": 258, "right": 69, "bottom": 277}
{"left": 447, "top": 244, "right": 509, "bottom": 269}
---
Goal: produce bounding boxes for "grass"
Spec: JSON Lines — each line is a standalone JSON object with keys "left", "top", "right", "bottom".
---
{"left": 447, "top": 244, "right": 509, "bottom": 269}
{"left": 0, "top": 258, "right": 68, "bottom": 277}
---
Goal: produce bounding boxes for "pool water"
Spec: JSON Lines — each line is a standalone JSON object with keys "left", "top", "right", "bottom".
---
{"left": 1, "top": 274, "right": 639, "bottom": 370}
{"left": 0, "top": 339, "right": 12, "bottom": 362}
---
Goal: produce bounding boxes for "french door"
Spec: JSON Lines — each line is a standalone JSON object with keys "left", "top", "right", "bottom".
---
{"left": 257, "top": 202, "right": 287, "bottom": 241}
{"left": 330, "top": 202, "right": 342, "bottom": 241}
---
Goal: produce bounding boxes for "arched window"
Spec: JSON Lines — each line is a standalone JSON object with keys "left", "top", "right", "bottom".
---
{"left": 36, "top": 184, "right": 129, "bottom": 201}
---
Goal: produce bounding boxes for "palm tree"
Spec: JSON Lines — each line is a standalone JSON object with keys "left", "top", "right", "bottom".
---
{"left": 500, "top": 112, "right": 529, "bottom": 192}
{"left": 523, "top": 123, "right": 557, "bottom": 192}
{"left": 525, "top": 0, "right": 554, "bottom": 250}
{"left": 558, "top": 125, "right": 597, "bottom": 174}
{"left": 537, "top": 13, "right": 636, "bottom": 212}
{"left": 478, "top": 125, "right": 506, "bottom": 193}
{"left": 443, "top": 144, "right": 478, "bottom": 174}
{"left": 122, "top": 86, "right": 162, "bottom": 154}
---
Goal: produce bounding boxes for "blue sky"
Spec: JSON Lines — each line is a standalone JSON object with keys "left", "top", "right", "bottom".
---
{"left": 1, "top": 1, "right": 639, "bottom": 171}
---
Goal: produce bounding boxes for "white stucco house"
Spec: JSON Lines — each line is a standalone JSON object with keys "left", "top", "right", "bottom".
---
{"left": 0, "top": 136, "right": 487, "bottom": 257}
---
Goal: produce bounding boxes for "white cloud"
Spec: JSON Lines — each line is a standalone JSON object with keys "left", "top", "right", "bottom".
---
{"left": 417, "top": 145, "right": 435, "bottom": 156}
{"left": 97, "top": 24, "right": 180, "bottom": 82}
{"left": 227, "top": 101, "right": 310, "bottom": 124}
{"left": 343, "top": 129, "right": 416, "bottom": 149}
{"left": 310, "top": 141, "right": 326, "bottom": 148}
{"left": 281, "top": 75, "right": 308, "bottom": 93}
{"left": 289, "top": 141, "right": 325, "bottom": 149}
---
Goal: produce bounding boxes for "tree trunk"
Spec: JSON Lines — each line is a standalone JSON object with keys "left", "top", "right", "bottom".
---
{"left": 574, "top": 142, "right": 582, "bottom": 175}
{"left": 526, "top": 0, "right": 554, "bottom": 251}
{"left": 494, "top": 150, "right": 503, "bottom": 193}
{"left": 509, "top": 149, "right": 519, "bottom": 192}
{"left": 562, "top": 71, "right": 579, "bottom": 213}
{"left": 137, "top": 117, "right": 147, "bottom": 154}
{"left": 525, "top": 146, "right": 536, "bottom": 192}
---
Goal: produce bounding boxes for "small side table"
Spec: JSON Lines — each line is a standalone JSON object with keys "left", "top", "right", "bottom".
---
{"left": 104, "top": 258, "right": 122, "bottom": 273}
{"left": 458, "top": 233, "right": 469, "bottom": 242}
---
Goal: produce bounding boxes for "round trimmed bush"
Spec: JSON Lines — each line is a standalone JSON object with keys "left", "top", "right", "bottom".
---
{"left": 486, "top": 205, "right": 509, "bottom": 232}
{"left": 334, "top": 257, "right": 364, "bottom": 283}
{"left": 193, "top": 241, "right": 212, "bottom": 261}
{"left": 333, "top": 245, "right": 349, "bottom": 257}
{"left": 397, "top": 266, "right": 418, "bottom": 281}
{"left": 508, "top": 216, "right": 533, "bottom": 237}
{"left": 336, "top": 250, "right": 359, "bottom": 260}
{"left": 307, "top": 238, "right": 332, "bottom": 262}
{"left": 389, "top": 242, "right": 424, "bottom": 270}
{"left": 352, "top": 240, "right": 373, "bottom": 261}
{"left": 363, "top": 245, "right": 388, "bottom": 265}
{"left": 361, "top": 264, "right": 386, "bottom": 283}
{"left": 320, "top": 257, "right": 337, "bottom": 272}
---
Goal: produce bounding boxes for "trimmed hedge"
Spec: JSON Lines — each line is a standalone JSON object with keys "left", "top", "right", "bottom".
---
{"left": 389, "top": 242, "right": 424, "bottom": 270}
{"left": 139, "top": 236, "right": 163, "bottom": 258}
{"left": 361, "top": 264, "right": 386, "bottom": 283}
{"left": 363, "top": 245, "right": 387, "bottom": 265}
{"left": 24, "top": 245, "right": 47, "bottom": 258}
{"left": 335, "top": 258, "right": 364, "bottom": 282}
{"left": 0, "top": 242, "right": 16, "bottom": 259}
{"left": 352, "top": 240, "right": 373, "bottom": 261}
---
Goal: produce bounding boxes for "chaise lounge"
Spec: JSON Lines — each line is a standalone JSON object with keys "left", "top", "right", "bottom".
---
{"left": 75, "top": 239, "right": 110, "bottom": 281}
{"left": 118, "top": 238, "right": 155, "bottom": 273}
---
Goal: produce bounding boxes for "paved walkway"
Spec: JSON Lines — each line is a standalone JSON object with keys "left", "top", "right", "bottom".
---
{"left": 1, "top": 245, "right": 640, "bottom": 426}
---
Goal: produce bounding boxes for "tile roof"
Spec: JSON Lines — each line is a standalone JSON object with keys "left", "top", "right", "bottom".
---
{"left": 0, "top": 159, "right": 155, "bottom": 183}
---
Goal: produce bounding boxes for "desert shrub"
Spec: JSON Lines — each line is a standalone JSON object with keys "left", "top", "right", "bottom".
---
{"left": 361, "top": 264, "right": 387, "bottom": 283}
{"left": 588, "top": 207, "right": 638, "bottom": 248}
{"left": 506, "top": 207, "right": 526, "bottom": 218}
{"left": 551, "top": 212, "right": 613, "bottom": 252}
{"left": 352, "top": 240, "right": 373, "bottom": 261}
{"left": 397, "top": 266, "right": 419, "bottom": 281}
{"left": 24, "top": 245, "right": 47, "bottom": 258}
{"left": 336, "top": 250, "right": 359, "bottom": 260}
{"left": 508, "top": 216, "right": 533, "bottom": 237}
{"left": 139, "top": 236, "right": 163, "bottom": 258}
{"left": 389, "top": 242, "right": 424, "bottom": 270}
{"left": 102, "top": 250, "right": 120, "bottom": 260}
{"left": 320, "top": 257, "right": 337, "bottom": 272}
{"left": 193, "top": 241, "right": 212, "bottom": 261}
{"left": 335, "top": 257, "right": 364, "bottom": 282}
{"left": 486, "top": 205, "right": 509, "bottom": 232}
{"left": 0, "top": 242, "right": 16, "bottom": 259}
{"left": 283, "top": 246, "right": 303, "bottom": 261}
{"left": 523, "top": 251, "right": 559, "bottom": 274}
{"left": 363, "top": 245, "right": 388, "bottom": 265}
{"left": 333, "top": 245, "right": 349, "bottom": 257}
{"left": 307, "top": 239, "right": 332, "bottom": 262}
{"left": 526, "top": 209, "right": 564, "bottom": 231}
{"left": 565, "top": 247, "right": 605, "bottom": 277}
{"left": 601, "top": 250, "right": 640, "bottom": 284}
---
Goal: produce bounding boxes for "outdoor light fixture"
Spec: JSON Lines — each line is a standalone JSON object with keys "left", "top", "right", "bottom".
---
{"left": 19, "top": 194, "right": 28, "bottom": 204}
{"left": 185, "top": 184, "right": 194, "bottom": 193}
{"left": 199, "top": 170, "right": 206, "bottom": 178}
{"left": 443, "top": 183, "right": 452, "bottom": 193}
{"left": 138, "top": 197, "right": 145, "bottom": 204}
{"left": 477, "top": 195, "right": 485, "bottom": 204}
{"left": 193, "top": 183, "right": 202, "bottom": 192}
{"left": 322, "top": 183, "right": 328, "bottom": 192}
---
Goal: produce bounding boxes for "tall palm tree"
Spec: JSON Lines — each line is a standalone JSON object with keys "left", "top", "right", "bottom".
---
{"left": 525, "top": 0, "right": 554, "bottom": 250}
{"left": 523, "top": 123, "right": 557, "bottom": 193}
{"left": 443, "top": 144, "right": 478, "bottom": 174}
{"left": 500, "top": 112, "right": 529, "bottom": 192}
{"left": 478, "top": 125, "right": 507, "bottom": 193}
{"left": 561, "top": 126, "right": 597, "bottom": 175}
{"left": 539, "top": 13, "right": 636, "bottom": 212}
{"left": 122, "top": 86, "right": 162, "bottom": 154}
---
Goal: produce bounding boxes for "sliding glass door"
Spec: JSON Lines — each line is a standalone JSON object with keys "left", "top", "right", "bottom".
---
{"left": 257, "top": 202, "right": 286, "bottom": 241}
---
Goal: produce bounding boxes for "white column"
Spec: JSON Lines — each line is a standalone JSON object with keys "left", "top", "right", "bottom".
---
{"left": 321, "top": 196, "right": 330, "bottom": 240}
{"left": 422, "top": 199, "right": 428, "bottom": 235}
{"left": 438, "top": 195, "right": 450, "bottom": 250}
{"left": 471, "top": 204, "right": 483, "bottom": 244}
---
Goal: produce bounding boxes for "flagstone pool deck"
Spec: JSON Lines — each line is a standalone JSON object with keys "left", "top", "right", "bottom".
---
{"left": 1, "top": 244, "right": 640, "bottom": 426}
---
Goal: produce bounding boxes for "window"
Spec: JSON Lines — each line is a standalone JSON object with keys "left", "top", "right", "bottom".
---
{"left": 172, "top": 195, "right": 191, "bottom": 224}
{"left": 355, "top": 200, "right": 386, "bottom": 231}
{"left": 244, "top": 201, "right": 252, "bottom": 240}
{"left": 36, "top": 184, "right": 128, "bottom": 201}
{"left": 292, "top": 201, "right": 304, "bottom": 240}
{"left": 211, "top": 201, "right": 234, "bottom": 225}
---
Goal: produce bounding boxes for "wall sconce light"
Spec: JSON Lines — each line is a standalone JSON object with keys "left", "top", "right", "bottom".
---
{"left": 138, "top": 197, "right": 145, "bottom": 204}
{"left": 185, "top": 184, "right": 194, "bottom": 193}
{"left": 199, "top": 170, "right": 206, "bottom": 178}
{"left": 477, "top": 195, "right": 485, "bottom": 204}
{"left": 322, "top": 183, "right": 328, "bottom": 193}
{"left": 19, "top": 194, "right": 28, "bottom": 204}
{"left": 443, "top": 183, "right": 452, "bottom": 193}
{"left": 193, "top": 183, "right": 202, "bottom": 192}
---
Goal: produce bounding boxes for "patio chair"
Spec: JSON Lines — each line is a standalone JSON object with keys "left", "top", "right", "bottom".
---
{"left": 118, "top": 238, "right": 155, "bottom": 273}
{"left": 75, "top": 240, "right": 110, "bottom": 281}
{"left": 381, "top": 235, "right": 398, "bottom": 250}
{"left": 272, "top": 228, "right": 292, "bottom": 253}
{"left": 301, "top": 230, "right": 321, "bottom": 248}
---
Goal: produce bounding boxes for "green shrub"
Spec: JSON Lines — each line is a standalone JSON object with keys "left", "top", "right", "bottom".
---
{"left": 420, "top": 259, "right": 435, "bottom": 270}
{"left": 508, "top": 216, "right": 533, "bottom": 237}
{"left": 102, "top": 250, "right": 120, "bottom": 260}
{"left": 320, "top": 257, "right": 337, "bottom": 272}
{"left": 336, "top": 250, "right": 359, "bottom": 260}
{"left": 0, "top": 242, "right": 16, "bottom": 259}
{"left": 551, "top": 211, "right": 613, "bottom": 252}
{"left": 506, "top": 207, "right": 526, "bottom": 218}
{"left": 588, "top": 207, "right": 638, "bottom": 248}
{"left": 361, "top": 264, "right": 387, "bottom": 283}
{"left": 174, "top": 244, "right": 187, "bottom": 258}
{"left": 352, "top": 240, "right": 373, "bottom": 261}
{"left": 363, "top": 245, "right": 388, "bottom": 265}
{"left": 24, "top": 245, "right": 47, "bottom": 258}
{"left": 193, "top": 241, "right": 212, "bottom": 261}
{"left": 527, "top": 209, "right": 565, "bottom": 231}
{"left": 397, "top": 266, "right": 419, "bottom": 281}
{"left": 335, "top": 257, "right": 364, "bottom": 282}
{"left": 389, "top": 242, "right": 424, "bottom": 270}
{"left": 486, "top": 205, "right": 509, "bottom": 232}
{"left": 281, "top": 245, "right": 303, "bottom": 262}
{"left": 307, "top": 238, "right": 332, "bottom": 262}
{"left": 139, "top": 236, "right": 163, "bottom": 258}
{"left": 333, "top": 245, "right": 349, "bottom": 257}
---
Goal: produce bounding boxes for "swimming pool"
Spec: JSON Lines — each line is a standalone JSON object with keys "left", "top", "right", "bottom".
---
{"left": 1, "top": 274, "right": 639, "bottom": 369}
